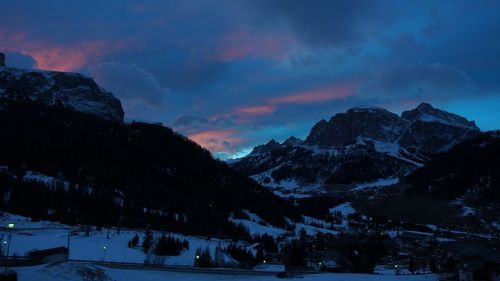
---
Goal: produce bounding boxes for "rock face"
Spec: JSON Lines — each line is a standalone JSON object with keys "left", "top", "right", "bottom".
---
{"left": 0, "top": 66, "right": 124, "bottom": 122}
{"left": 305, "top": 106, "right": 405, "bottom": 146}
{"left": 399, "top": 103, "right": 479, "bottom": 152}
{"left": 231, "top": 103, "right": 480, "bottom": 195}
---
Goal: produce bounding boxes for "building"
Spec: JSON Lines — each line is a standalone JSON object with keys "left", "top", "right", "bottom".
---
{"left": 305, "top": 251, "right": 343, "bottom": 272}
{"left": 29, "top": 247, "right": 69, "bottom": 264}
{"left": 445, "top": 242, "right": 500, "bottom": 281}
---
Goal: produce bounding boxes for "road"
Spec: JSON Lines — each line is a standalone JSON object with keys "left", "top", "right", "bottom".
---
{"left": 70, "top": 259, "right": 307, "bottom": 276}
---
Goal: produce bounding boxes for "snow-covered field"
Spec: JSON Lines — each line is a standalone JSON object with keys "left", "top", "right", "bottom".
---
{"left": 1, "top": 206, "right": 348, "bottom": 266}
{"left": 14, "top": 262, "right": 439, "bottom": 281}
{"left": 0, "top": 213, "right": 235, "bottom": 266}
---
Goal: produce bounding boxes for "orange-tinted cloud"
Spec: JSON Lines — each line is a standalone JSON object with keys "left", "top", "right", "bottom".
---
{"left": 210, "top": 81, "right": 357, "bottom": 125}
{"left": 235, "top": 105, "right": 277, "bottom": 115}
{"left": 0, "top": 31, "right": 120, "bottom": 71}
{"left": 188, "top": 129, "right": 243, "bottom": 153}
{"left": 270, "top": 82, "right": 357, "bottom": 105}
{"left": 29, "top": 41, "right": 116, "bottom": 72}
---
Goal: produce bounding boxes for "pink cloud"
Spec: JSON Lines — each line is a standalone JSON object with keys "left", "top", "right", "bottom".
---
{"left": 188, "top": 129, "right": 243, "bottom": 153}
{"left": 209, "top": 82, "right": 357, "bottom": 125}
{"left": 235, "top": 105, "right": 277, "bottom": 115}
{"left": 0, "top": 30, "right": 121, "bottom": 71}
{"left": 270, "top": 82, "right": 357, "bottom": 105}
{"left": 29, "top": 41, "right": 118, "bottom": 71}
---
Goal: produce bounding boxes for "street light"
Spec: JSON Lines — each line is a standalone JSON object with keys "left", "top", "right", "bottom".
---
{"left": 6, "top": 223, "right": 13, "bottom": 256}
{"left": 4, "top": 223, "right": 14, "bottom": 274}
{"left": 102, "top": 246, "right": 107, "bottom": 261}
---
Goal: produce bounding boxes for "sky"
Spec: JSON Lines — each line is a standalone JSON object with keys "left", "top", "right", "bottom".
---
{"left": 1, "top": 0, "right": 499, "bottom": 159}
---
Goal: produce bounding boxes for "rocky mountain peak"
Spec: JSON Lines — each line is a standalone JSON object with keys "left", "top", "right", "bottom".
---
{"left": 283, "top": 136, "right": 303, "bottom": 146}
{"left": 250, "top": 139, "right": 281, "bottom": 155}
{"left": 232, "top": 103, "right": 482, "bottom": 193}
{"left": 0, "top": 64, "right": 124, "bottom": 122}
{"left": 402, "top": 102, "right": 478, "bottom": 130}
{"left": 305, "top": 105, "right": 403, "bottom": 146}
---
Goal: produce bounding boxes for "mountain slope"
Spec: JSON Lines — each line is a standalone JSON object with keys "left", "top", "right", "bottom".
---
{"left": 0, "top": 66, "right": 124, "bottom": 122}
{"left": 406, "top": 131, "right": 500, "bottom": 203}
{"left": 0, "top": 65, "right": 299, "bottom": 236}
{"left": 231, "top": 103, "right": 480, "bottom": 196}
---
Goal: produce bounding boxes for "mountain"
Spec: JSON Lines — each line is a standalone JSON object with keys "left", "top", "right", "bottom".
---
{"left": 407, "top": 131, "right": 500, "bottom": 204}
{"left": 0, "top": 65, "right": 298, "bottom": 236}
{"left": 231, "top": 103, "right": 480, "bottom": 196}
{"left": 0, "top": 65, "right": 124, "bottom": 122}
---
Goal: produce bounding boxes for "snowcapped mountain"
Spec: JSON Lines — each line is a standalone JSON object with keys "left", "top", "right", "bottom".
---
{"left": 231, "top": 103, "right": 480, "bottom": 196}
{"left": 0, "top": 65, "right": 124, "bottom": 122}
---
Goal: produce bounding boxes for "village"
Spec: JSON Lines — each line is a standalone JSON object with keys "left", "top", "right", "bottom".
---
{"left": 0, "top": 203, "right": 498, "bottom": 281}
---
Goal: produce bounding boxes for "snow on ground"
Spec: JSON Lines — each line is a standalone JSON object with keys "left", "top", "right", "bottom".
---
{"left": 460, "top": 206, "right": 476, "bottom": 216}
{"left": 253, "top": 263, "right": 286, "bottom": 272}
{"left": 2, "top": 211, "right": 343, "bottom": 267}
{"left": 303, "top": 216, "right": 331, "bottom": 228}
{"left": 329, "top": 202, "right": 356, "bottom": 217}
{"left": 272, "top": 189, "right": 312, "bottom": 199}
{"left": 229, "top": 211, "right": 286, "bottom": 238}
{"left": 351, "top": 178, "right": 400, "bottom": 191}
{"left": 230, "top": 210, "right": 342, "bottom": 238}
{"left": 492, "top": 221, "right": 500, "bottom": 230}
{"left": 449, "top": 198, "right": 477, "bottom": 217}
{"left": 294, "top": 223, "right": 339, "bottom": 236}
{"left": 14, "top": 262, "right": 439, "bottom": 281}
{"left": 23, "top": 171, "right": 69, "bottom": 188}
{"left": 0, "top": 213, "right": 233, "bottom": 266}
{"left": 0, "top": 213, "right": 68, "bottom": 229}
{"left": 328, "top": 202, "right": 357, "bottom": 229}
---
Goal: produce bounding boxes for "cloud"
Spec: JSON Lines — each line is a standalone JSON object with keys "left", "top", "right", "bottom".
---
{"left": 245, "top": 0, "right": 389, "bottom": 48}
{"left": 188, "top": 129, "right": 243, "bottom": 156}
{"left": 0, "top": 30, "right": 119, "bottom": 72}
{"left": 358, "top": 63, "right": 477, "bottom": 102}
{"left": 235, "top": 105, "right": 277, "bottom": 115}
{"left": 212, "top": 28, "right": 296, "bottom": 62}
{"left": 2, "top": 51, "right": 36, "bottom": 68}
{"left": 31, "top": 41, "right": 118, "bottom": 71}
{"left": 171, "top": 114, "right": 247, "bottom": 157}
{"left": 270, "top": 82, "right": 357, "bottom": 105}
{"left": 90, "top": 62, "right": 168, "bottom": 109}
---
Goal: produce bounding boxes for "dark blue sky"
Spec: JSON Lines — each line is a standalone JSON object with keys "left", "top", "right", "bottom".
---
{"left": 1, "top": 0, "right": 499, "bottom": 158}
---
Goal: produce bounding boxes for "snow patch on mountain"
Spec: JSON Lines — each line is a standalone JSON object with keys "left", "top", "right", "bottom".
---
{"left": 0, "top": 66, "right": 124, "bottom": 122}
{"left": 351, "top": 178, "right": 400, "bottom": 191}
{"left": 231, "top": 103, "right": 478, "bottom": 193}
{"left": 329, "top": 202, "right": 356, "bottom": 216}
{"left": 229, "top": 211, "right": 286, "bottom": 237}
